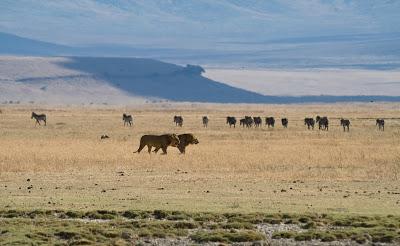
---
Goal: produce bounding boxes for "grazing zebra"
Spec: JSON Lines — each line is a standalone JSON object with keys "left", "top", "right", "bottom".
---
{"left": 244, "top": 116, "right": 253, "bottom": 128}
{"left": 253, "top": 117, "right": 262, "bottom": 128}
{"left": 239, "top": 116, "right": 253, "bottom": 128}
{"left": 340, "top": 118, "right": 350, "bottom": 132}
{"left": 174, "top": 115, "right": 183, "bottom": 127}
{"left": 122, "top": 113, "right": 133, "bottom": 126}
{"left": 316, "top": 116, "right": 329, "bottom": 131}
{"left": 202, "top": 116, "right": 209, "bottom": 128}
{"left": 239, "top": 118, "right": 247, "bottom": 128}
{"left": 265, "top": 117, "right": 275, "bottom": 128}
{"left": 304, "top": 118, "right": 315, "bottom": 130}
{"left": 376, "top": 119, "right": 385, "bottom": 131}
{"left": 31, "top": 112, "right": 46, "bottom": 126}
{"left": 226, "top": 116, "right": 237, "bottom": 128}
{"left": 281, "top": 118, "right": 288, "bottom": 128}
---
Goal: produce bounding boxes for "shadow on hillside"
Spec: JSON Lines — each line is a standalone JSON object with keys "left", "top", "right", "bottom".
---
{"left": 57, "top": 57, "right": 270, "bottom": 103}
{"left": 57, "top": 57, "right": 400, "bottom": 103}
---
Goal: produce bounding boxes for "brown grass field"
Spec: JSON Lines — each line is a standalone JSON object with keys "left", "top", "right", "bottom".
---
{"left": 0, "top": 103, "right": 399, "bottom": 216}
{"left": 1, "top": 103, "right": 400, "bottom": 245}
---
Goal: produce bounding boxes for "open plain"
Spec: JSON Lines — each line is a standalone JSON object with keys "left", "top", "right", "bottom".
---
{"left": 0, "top": 103, "right": 399, "bottom": 244}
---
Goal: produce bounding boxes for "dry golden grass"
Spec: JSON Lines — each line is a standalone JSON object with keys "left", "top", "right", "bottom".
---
{"left": 0, "top": 103, "right": 399, "bottom": 214}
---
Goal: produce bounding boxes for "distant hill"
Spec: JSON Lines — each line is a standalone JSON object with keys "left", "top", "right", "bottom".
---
{"left": 1, "top": 56, "right": 399, "bottom": 104}
{"left": 0, "top": 32, "right": 73, "bottom": 56}
{"left": 0, "top": 56, "right": 268, "bottom": 104}
{"left": 1, "top": 31, "right": 399, "bottom": 70}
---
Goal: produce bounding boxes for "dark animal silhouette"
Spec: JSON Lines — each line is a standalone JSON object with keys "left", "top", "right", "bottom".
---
{"left": 340, "top": 118, "right": 350, "bottom": 132}
{"left": 202, "top": 116, "right": 209, "bottom": 128}
{"left": 265, "top": 117, "right": 275, "bottom": 128}
{"left": 281, "top": 118, "right": 288, "bottom": 128}
{"left": 174, "top": 115, "right": 183, "bottom": 127}
{"left": 122, "top": 113, "right": 133, "bottom": 126}
{"left": 304, "top": 118, "right": 315, "bottom": 130}
{"left": 100, "top": 135, "right": 109, "bottom": 139}
{"left": 245, "top": 116, "right": 253, "bottom": 128}
{"left": 316, "top": 116, "right": 329, "bottom": 131}
{"left": 240, "top": 116, "right": 253, "bottom": 128}
{"left": 240, "top": 118, "right": 247, "bottom": 127}
{"left": 226, "top": 116, "right": 237, "bottom": 128}
{"left": 253, "top": 117, "right": 262, "bottom": 128}
{"left": 376, "top": 119, "right": 385, "bottom": 131}
{"left": 31, "top": 112, "right": 46, "bottom": 126}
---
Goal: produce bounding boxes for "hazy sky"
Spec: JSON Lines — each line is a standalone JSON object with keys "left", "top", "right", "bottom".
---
{"left": 1, "top": 0, "right": 399, "bottom": 47}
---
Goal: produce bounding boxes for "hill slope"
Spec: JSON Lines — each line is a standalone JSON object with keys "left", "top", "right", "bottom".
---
{"left": 1, "top": 56, "right": 400, "bottom": 105}
{"left": 0, "top": 56, "right": 269, "bottom": 104}
{"left": 0, "top": 32, "right": 72, "bottom": 56}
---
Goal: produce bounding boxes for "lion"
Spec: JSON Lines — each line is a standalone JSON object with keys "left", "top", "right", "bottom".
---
{"left": 176, "top": 133, "right": 199, "bottom": 154}
{"left": 133, "top": 134, "right": 180, "bottom": 154}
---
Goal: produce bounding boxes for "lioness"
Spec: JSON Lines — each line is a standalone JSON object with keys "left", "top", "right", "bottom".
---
{"left": 133, "top": 134, "right": 180, "bottom": 154}
{"left": 176, "top": 133, "right": 199, "bottom": 154}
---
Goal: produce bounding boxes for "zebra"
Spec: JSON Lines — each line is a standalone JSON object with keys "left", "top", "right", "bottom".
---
{"left": 304, "top": 118, "right": 315, "bottom": 130}
{"left": 244, "top": 116, "right": 253, "bottom": 128}
{"left": 265, "top": 117, "right": 275, "bottom": 128}
{"left": 226, "top": 116, "right": 237, "bottom": 128}
{"left": 316, "top": 116, "right": 329, "bottom": 131}
{"left": 376, "top": 119, "right": 385, "bottom": 131}
{"left": 202, "top": 116, "right": 209, "bottom": 128}
{"left": 31, "top": 112, "right": 46, "bottom": 126}
{"left": 281, "top": 118, "right": 288, "bottom": 128}
{"left": 239, "top": 118, "right": 247, "bottom": 128}
{"left": 174, "top": 115, "right": 183, "bottom": 127}
{"left": 122, "top": 113, "right": 133, "bottom": 126}
{"left": 253, "top": 117, "right": 262, "bottom": 128}
{"left": 340, "top": 118, "right": 350, "bottom": 132}
{"left": 239, "top": 116, "right": 253, "bottom": 128}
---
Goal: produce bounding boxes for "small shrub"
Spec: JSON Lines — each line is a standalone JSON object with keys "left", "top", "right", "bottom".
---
{"left": 302, "top": 221, "right": 316, "bottom": 229}
{"left": 298, "top": 217, "right": 310, "bottom": 223}
{"left": 222, "top": 222, "right": 254, "bottom": 230}
{"left": 352, "top": 235, "right": 367, "bottom": 244}
{"left": 138, "top": 229, "right": 151, "bottom": 238}
{"left": 55, "top": 231, "right": 79, "bottom": 240}
{"left": 152, "top": 231, "right": 166, "bottom": 238}
{"left": 66, "top": 211, "right": 83, "bottom": 218}
{"left": 153, "top": 210, "right": 168, "bottom": 219}
{"left": 191, "top": 230, "right": 264, "bottom": 243}
{"left": 122, "top": 210, "right": 139, "bottom": 219}
{"left": 272, "top": 231, "right": 294, "bottom": 239}
{"left": 294, "top": 233, "right": 313, "bottom": 241}
{"left": 69, "top": 239, "right": 93, "bottom": 245}
{"left": 173, "top": 221, "right": 197, "bottom": 229}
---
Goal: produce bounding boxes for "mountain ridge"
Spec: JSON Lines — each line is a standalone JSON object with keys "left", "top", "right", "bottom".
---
{"left": 1, "top": 56, "right": 400, "bottom": 104}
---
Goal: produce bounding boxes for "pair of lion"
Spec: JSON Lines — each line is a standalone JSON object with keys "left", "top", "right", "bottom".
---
{"left": 133, "top": 133, "right": 199, "bottom": 155}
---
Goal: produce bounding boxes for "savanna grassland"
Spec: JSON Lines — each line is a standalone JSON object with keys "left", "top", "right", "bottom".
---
{"left": 0, "top": 103, "right": 399, "bottom": 245}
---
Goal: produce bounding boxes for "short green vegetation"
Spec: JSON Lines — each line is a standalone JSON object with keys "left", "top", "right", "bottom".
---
{"left": 0, "top": 209, "right": 399, "bottom": 244}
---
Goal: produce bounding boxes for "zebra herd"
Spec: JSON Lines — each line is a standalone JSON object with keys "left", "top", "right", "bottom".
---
{"left": 29, "top": 112, "right": 387, "bottom": 131}
{"left": 226, "top": 115, "right": 386, "bottom": 132}
{"left": 228, "top": 116, "right": 288, "bottom": 129}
